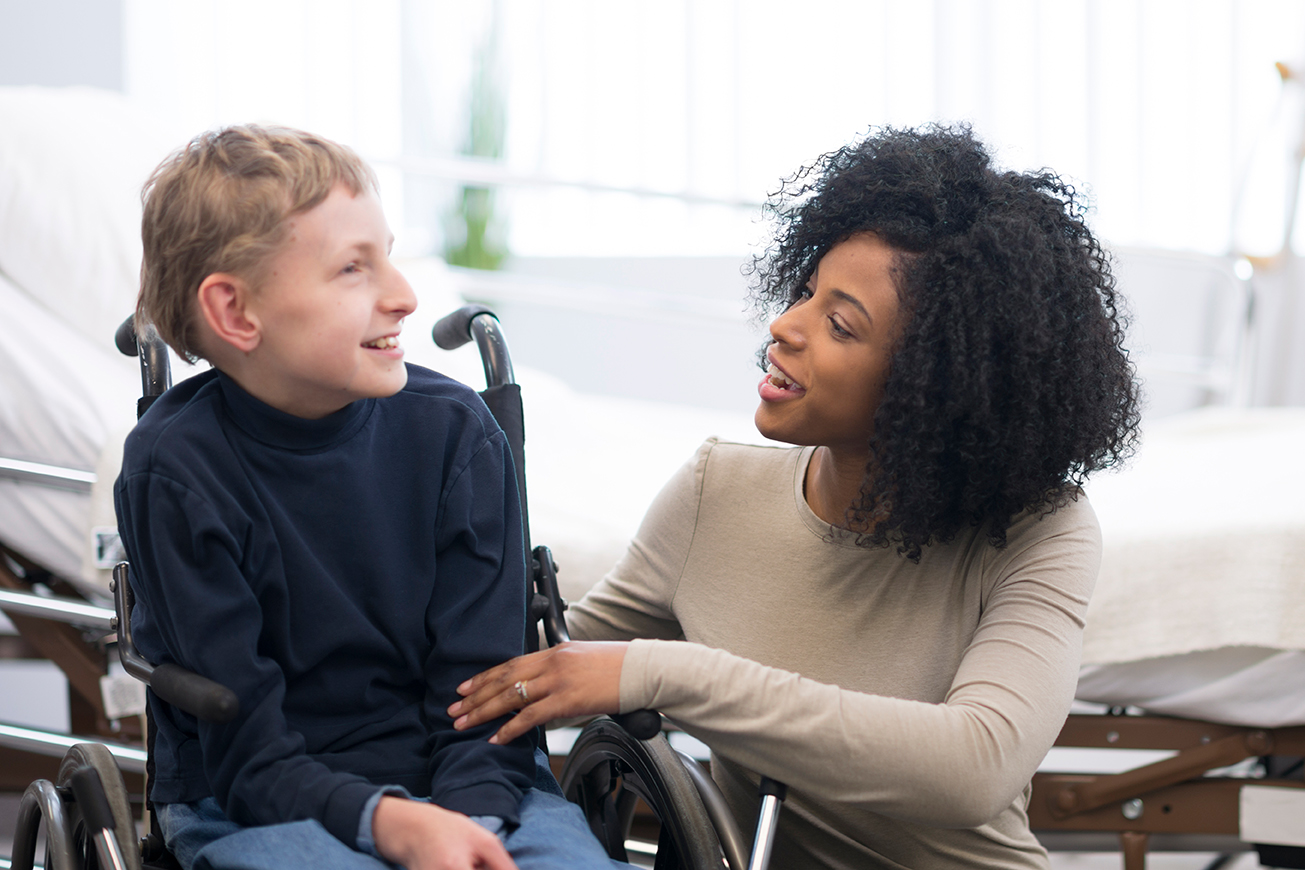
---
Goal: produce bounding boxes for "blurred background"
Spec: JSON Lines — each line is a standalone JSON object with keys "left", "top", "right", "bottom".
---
{"left": 3, "top": 0, "right": 1304, "bottom": 415}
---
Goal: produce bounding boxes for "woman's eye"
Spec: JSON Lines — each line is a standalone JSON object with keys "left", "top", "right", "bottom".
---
{"left": 342, "top": 262, "right": 361, "bottom": 275}
{"left": 829, "top": 316, "right": 852, "bottom": 338}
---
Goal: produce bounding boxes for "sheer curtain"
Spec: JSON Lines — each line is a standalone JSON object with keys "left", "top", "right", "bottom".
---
{"left": 122, "top": 0, "right": 1305, "bottom": 401}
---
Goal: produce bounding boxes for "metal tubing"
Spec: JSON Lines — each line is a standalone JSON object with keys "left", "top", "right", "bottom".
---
{"left": 136, "top": 324, "right": 172, "bottom": 399}
{"left": 112, "top": 562, "right": 155, "bottom": 684}
{"left": 0, "top": 589, "right": 114, "bottom": 630}
{"left": 0, "top": 457, "right": 95, "bottom": 493}
{"left": 469, "top": 314, "right": 515, "bottom": 388}
{"left": 91, "top": 828, "right": 128, "bottom": 870}
{"left": 0, "top": 723, "right": 147, "bottom": 774}
{"left": 12, "top": 780, "right": 76, "bottom": 870}
{"left": 747, "top": 794, "right": 784, "bottom": 870}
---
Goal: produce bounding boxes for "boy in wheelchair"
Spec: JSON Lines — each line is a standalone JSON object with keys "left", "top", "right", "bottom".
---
{"left": 114, "top": 126, "right": 620, "bottom": 870}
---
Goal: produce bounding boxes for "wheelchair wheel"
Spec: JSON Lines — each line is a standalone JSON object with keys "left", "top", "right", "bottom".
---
{"left": 559, "top": 717, "right": 724, "bottom": 870}
{"left": 57, "top": 743, "right": 142, "bottom": 870}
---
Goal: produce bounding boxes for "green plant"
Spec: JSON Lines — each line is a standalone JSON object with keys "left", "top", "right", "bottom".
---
{"left": 444, "top": 17, "right": 507, "bottom": 270}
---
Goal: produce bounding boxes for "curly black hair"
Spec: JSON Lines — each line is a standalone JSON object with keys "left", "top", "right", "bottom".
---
{"left": 748, "top": 124, "right": 1141, "bottom": 560}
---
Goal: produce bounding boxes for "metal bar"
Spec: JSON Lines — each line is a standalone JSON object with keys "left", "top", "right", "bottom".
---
{"left": 0, "top": 723, "right": 147, "bottom": 774}
{"left": 1049, "top": 730, "right": 1273, "bottom": 819}
{"left": 469, "top": 314, "right": 515, "bottom": 388}
{"left": 112, "top": 563, "right": 155, "bottom": 684}
{"left": 747, "top": 794, "right": 783, "bottom": 870}
{"left": 0, "top": 457, "right": 95, "bottom": 494}
{"left": 0, "top": 589, "right": 115, "bottom": 631}
{"left": 14, "top": 780, "right": 75, "bottom": 870}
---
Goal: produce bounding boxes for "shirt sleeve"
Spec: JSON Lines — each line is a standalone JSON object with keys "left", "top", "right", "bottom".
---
{"left": 421, "top": 431, "right": 536, "bottom": 822}
{"left": 115, "top": 471, "right": 385, "bottom": 844}
{"left": 615, "top": 502, "right": 1100, "bottom": 829}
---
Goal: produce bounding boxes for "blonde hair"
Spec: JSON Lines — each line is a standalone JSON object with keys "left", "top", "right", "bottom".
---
{"left": 139, "top": 125, "right": 377, "bottom": 361}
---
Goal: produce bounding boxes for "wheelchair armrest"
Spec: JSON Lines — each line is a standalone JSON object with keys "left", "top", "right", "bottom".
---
{"left": 112, "top": 562, "right": 240, "bottom": 724}
{"left": 150, "top": 663, "right": 239, "bottom": 724}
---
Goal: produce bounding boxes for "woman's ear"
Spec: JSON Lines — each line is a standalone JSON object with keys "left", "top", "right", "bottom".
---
{"left": 196, "top": 273, "right": 260, "bottom": 353}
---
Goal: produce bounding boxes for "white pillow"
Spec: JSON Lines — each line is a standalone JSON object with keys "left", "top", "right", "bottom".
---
{"left": 0, "top": 86, "right": 183, "bottom": 348}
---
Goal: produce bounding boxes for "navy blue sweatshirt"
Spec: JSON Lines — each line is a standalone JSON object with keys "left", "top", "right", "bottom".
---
{"left": 114, "top": 365, "right": 535, "bottom": 846}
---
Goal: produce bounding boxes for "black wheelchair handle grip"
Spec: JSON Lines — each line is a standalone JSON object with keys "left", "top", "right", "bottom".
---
{"left": 611, "top": 709, "right": 661, "bottom": 740}
{"left": 432, "top": 304, "right": 497, "bottom": 350}
{"left": 152, "top": 663, "right": 240, "bottom": 723}
{"left": 115, "top": 315, "right": 138, "bottom": 357}
{"left": 69, "top": 766, "right": 117, "bottom": 832}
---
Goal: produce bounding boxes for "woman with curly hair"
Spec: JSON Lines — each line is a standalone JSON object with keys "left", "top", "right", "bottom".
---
{"left": 449, "top": 124, "right": 1141, "bottom": 869}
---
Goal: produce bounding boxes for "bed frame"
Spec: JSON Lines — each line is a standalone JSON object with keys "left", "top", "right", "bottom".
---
{"left": 1033, "top": 711, "right": 1305, "bottom": 869}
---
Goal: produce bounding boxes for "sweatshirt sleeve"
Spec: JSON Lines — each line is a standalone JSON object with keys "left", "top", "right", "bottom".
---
{"left": 115, "top": 470, "right": 383, "bottom": 844}
{"left": 421, "top": 430, "right": 536, "bottom": 822}
{"left": 612, "top": 485, "right": 1100, "bottom": 829}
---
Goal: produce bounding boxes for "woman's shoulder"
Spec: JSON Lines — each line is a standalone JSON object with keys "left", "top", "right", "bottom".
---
{"left": 1006, "top": 489, "right": 1101, "bottom": 548}
{"left": 694, "top": 437, "right": 808, "bottom": 499}
{"left": 976, "top": 490, "right": 1103, "bottom": 595}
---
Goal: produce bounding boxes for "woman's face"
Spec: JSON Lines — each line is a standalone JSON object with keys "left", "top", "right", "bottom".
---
{"left": 755, "top": 233, "right": 904, "bottom": 456}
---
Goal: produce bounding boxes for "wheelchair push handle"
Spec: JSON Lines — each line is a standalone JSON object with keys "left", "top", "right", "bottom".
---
{"left": 116, "top": 313, "right": 172, "bottom": 419}
{"left": 432, "top": 305, "right": 516, "bottom": 389}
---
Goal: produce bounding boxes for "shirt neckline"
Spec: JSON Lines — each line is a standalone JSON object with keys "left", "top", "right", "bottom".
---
{"left": 216, "top": 370, "right": 374, "bottom": 451}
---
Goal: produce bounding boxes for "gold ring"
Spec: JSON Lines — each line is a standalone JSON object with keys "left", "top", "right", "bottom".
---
{"left": 515, "top": 680, "right": 529, "bottom": 704}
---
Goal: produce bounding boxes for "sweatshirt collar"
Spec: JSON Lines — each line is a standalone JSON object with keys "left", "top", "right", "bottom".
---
{"left": 216, "top": 370, "right": 373, "bottom": 450}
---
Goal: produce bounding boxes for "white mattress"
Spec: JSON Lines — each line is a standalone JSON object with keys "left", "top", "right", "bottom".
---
{"left": 1078, "top": 407, "right": 1305, "bottom": 726}
{"left": 0, "top": 272, "right": 139, "bottom": 597}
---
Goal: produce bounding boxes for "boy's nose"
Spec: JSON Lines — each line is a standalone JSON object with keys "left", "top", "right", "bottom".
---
{"left": 383, "top": 269, "right": 418, "bottom": 317}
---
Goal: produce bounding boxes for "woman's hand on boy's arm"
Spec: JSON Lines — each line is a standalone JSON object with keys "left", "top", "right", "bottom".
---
{"left": 372, "top": 796, "right": 517, "bottom": 870}
{"left": 448, "top": 641, "right": 628, "bottom": 745}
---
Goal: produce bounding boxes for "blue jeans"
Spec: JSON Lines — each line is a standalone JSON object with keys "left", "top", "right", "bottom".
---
{"left": 157, "top": 751, "right": 629, "bottom": 870}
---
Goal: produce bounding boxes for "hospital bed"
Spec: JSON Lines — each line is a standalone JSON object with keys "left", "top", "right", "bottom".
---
{"left": 1, "top": 86, "right": 1303, "bottom": 867}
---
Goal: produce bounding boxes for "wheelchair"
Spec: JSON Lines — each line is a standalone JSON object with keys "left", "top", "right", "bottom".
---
{"left": 4, "top": 306, "right": 785, "bottom": 870}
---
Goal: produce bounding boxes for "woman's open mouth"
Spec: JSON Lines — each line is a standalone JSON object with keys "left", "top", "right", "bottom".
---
{"left": 765, "top": 363, "right": 801, "bottom": 390}
{"left": 758, "top": 362, "right": 805, "bottom": 401}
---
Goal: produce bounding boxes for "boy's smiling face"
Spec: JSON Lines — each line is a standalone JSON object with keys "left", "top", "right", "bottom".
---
{"left": 237, "top": 184, "right": 417, "bottom": 419}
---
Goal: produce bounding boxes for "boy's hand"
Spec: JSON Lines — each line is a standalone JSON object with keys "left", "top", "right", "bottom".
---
{"left": 372, "top": 796, "right": 517, "bottom": 870}
{"left": 449, "top": 641, "right": 628, "bottom": 745}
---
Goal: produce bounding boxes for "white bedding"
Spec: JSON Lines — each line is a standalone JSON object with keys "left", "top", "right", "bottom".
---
{"left": 1076, "top": 407, "right": 1305, "bottom": 726}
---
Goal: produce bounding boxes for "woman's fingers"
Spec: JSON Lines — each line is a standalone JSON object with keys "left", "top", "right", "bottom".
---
{"left": 448, "top": 642, "right": 629, "bottom": 741}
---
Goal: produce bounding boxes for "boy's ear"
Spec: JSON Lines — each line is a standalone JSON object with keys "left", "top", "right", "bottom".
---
{"left": 196, "top": 273, "right": 261, "bottom": 353}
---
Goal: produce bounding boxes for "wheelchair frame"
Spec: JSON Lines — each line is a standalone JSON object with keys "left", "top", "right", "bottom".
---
{"left": 3, "top": 307, "right": 784, "bottom": 870}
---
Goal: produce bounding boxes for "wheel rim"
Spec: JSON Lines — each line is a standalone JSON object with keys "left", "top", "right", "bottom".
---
{"left": 560, "top": 717, "right": 724, "bottom": 870}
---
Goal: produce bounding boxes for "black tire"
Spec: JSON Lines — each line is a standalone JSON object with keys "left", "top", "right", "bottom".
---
{"left": 560, "top": 717, "right": 724, "bottom": 870}
{"left": 57, "top": 743, "right": 142, "bottom": 870}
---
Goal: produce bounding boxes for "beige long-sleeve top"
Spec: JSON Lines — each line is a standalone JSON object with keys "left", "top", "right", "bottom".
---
{"left": 566, "top": 439, "right": 1101, "bottom": 870}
